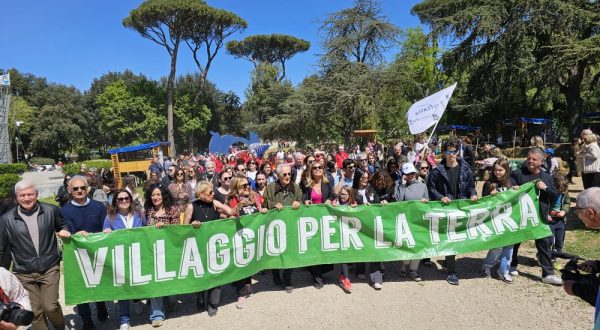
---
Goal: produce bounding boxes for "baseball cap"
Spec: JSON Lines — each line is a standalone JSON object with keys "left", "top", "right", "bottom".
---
{"left": 401, "top": 163, "right": 417, "bottom": 174}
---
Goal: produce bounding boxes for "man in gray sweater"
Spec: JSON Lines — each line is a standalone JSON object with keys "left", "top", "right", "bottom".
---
{"left": 394, "top": 163, "right": 428, "bottom": 281}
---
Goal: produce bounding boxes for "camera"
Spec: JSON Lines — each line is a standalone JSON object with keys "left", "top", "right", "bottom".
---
{"left": 0, "top": 301, "right": 34, "bottom": 326}
{"left": 555, "top": 251, "right": 599, "bottom": 306}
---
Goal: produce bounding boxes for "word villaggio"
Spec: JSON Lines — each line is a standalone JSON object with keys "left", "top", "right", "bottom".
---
{"left": 74, "top": 193, "right": 540, "bottom": 288}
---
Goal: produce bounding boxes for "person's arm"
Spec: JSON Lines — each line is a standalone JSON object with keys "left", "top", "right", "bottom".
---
{"left": 214, "top": 200, "right": 238, "bottom": 217}
{"left": 56, "top": 205, "right": 71, "bottom": 238}
{"left": 183, "top": 203, "right": 194, "bottom": 225}
{"left": 263, "top": 184, "right": 274, "bottom": 209}
{"left": 426, "top": 171, "right": 444, "bottom": 201}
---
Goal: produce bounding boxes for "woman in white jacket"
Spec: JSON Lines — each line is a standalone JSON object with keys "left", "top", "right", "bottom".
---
{"left": 580, "top": 129, "right": 600, "bottom": 189}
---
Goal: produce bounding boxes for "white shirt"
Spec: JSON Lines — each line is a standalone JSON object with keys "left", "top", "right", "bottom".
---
{"left": 0, "top": 267, "right": 31, "bottom": 310}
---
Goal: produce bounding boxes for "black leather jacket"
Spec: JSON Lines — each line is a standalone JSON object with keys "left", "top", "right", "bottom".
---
{"left": 0, "top": 202, "right": 68, "bottom": 274}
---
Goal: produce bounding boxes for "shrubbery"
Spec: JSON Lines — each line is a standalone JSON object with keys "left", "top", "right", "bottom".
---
{"left": 30, "top": 157, "right": 55, "bottom": 165}
{"left": 0, "top": 174, "right": 20, "bottom": 199}
{"left": 62, "top": 160, "right": 113, "bottom": 176}
{"left": 0, "top": 163, "right": 27, "bottom": 174}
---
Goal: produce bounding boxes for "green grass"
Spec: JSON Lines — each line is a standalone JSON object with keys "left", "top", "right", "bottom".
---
{"left": 564, "top": 211, "right": 600, "bottom": 260}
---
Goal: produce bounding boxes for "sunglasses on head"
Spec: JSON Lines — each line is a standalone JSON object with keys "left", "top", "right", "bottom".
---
{"left": 71, "top": 186, "right": 87, "bottom": 192}
{"left": 117, "top": 197, "right": 131, "bottom": 202}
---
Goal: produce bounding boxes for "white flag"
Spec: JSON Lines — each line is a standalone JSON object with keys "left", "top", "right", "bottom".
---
{"left": 406, "top": 83, "right": 457, "bottom": 135}
{"left": 0, "top": 74, "right": 9, "bottom": 86}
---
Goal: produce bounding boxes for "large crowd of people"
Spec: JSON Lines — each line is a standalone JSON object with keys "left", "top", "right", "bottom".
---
{"left": 0, "top": 128, "right": 599, "bottom": 330}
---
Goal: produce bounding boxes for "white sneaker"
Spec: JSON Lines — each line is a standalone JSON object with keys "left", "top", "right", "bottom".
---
{"left": 372, "top": 282, "right": 382, "bottom": 290}
{"left": 509, "top": 267, "right": 519, "bottom": 276}
{"left": 120, "top": 324, "right": 130, "bottom": 330}
{"left": 541, "top": 275, "right": 562, "bottom": 285}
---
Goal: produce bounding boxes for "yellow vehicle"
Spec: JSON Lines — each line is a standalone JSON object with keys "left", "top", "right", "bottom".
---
{"left": 108, "top": 141, "right": 171, "bottom": 188}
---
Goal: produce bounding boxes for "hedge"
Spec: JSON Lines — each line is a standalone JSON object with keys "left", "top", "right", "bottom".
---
{"left": 0, "top": 174, "right": 20, "bottom": 199}
{"left": 0, "top": 163, "right": 27, "bottom": 175}
{"left": 30, "top": 157, "right": 55, "bottom": 165}
{"left": 62, "top": 160, "right": 113, "bottom": 176}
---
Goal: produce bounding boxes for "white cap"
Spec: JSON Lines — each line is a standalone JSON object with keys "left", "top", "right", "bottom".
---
{"left": 401, "top": 163, "right": 417, "bottom": 174}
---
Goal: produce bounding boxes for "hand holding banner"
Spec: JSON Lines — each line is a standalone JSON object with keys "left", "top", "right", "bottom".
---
{"left": 406, "top": 83, "right": 457, "bottom": 134}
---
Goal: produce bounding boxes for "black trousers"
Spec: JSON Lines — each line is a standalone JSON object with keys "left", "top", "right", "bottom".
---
{"left": 582, "top": 172, "right": 600, "bottom": 189}
{"left": 511, "top": 236, "right": 555, "bottom": 277}
{"left": 272, "top": 269, "right": 293, "bottom": 286}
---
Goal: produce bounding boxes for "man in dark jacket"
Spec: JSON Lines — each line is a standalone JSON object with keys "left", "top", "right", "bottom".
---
{"left": 427, "top": 140, "right": 478, "bottom": 285}
{"left": 510, "top": 147, "right": 562, "bottom": 285}
{"left": 0, "top": 180, "right": 71, "bottom": 330}
{"left": 264, "top": 164, "right": 302, "bottom": 293}
{"left": 61, "top": 175, "right": 109, "bottom": 328}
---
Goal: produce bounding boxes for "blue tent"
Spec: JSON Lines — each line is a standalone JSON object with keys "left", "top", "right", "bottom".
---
{"left": 108, "top": 141, "right": 170, "bottom": 155}
{"left": 438, "top": 124, "right": 481, "bottom": 132}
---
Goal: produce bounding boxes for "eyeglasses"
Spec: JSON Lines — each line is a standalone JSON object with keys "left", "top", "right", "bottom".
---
{"left": 307, "top": 160, "right": 315, "bottom": 164}
{"left": 281, "top": 173, "right": 292, "bottom": 177}
{"left": 237, "top": 168, "right": 246, "bottom": 172}
{"left": 345, "top": 165, "right": 355, "bottom": 169}
{"left": 359, "top": 158, "right": 368, "bottom": 161}
{"left": 241, "top": 183, "right": 250, "bottom": 188}
{"left": 445, "top": 150, "right": 458, "bottom": 155}
{"left": 420, "top": 167, "right": 429, "bottom": 170}
{"left": 222, "top": 177, "right": 232, "bottom": 181}
{"left": 177, "top": 172, "right": 184, "bottom": 176}
{"left": 71, "top": 186, "right": 87, "bottom": 192}
{"left": 117, "top": 197, "right": 131, "bottom": 202}
{"left": 312, "top": 166, "right": 323, "bottom": 170}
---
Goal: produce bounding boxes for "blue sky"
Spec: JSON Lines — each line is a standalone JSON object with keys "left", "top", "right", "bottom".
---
{"left": 1, "top": 0, "right": 424, "bottom": 99}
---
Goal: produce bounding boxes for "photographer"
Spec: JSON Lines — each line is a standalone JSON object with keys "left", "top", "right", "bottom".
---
{"left": 563, "top": 187, "right": 600, "bottom": 325}
{"left": 0, "top": 267, "right": 32, "bottom": 330}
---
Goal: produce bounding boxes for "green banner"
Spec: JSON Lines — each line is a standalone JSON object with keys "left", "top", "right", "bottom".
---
{"left": 63, "top": 182, "right": 551, "bottom": 304}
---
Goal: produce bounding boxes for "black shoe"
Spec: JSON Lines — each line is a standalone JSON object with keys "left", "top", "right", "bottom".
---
{"left": 97, "top": 306, "right": 109, "bottom": 322}
{"left": 313, "top": 276, "right": 324, "bottom": 289}
{"left": 207, "top": 304, "right": 218, "bottom": 317}
{"left": 446, "top": 273, "right": 459, "bottom": 285}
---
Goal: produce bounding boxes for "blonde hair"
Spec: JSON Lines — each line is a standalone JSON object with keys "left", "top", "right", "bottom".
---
{"left": 195, "top": 181, "right": 214, "bottom": 199}
{"left": 304, "top": 163, "right": 329, "bottom": 187}
{"left": 227, "top": 176, "right": 256, "bottom": 204}
{"left": 581, "top": 129, "right": 598, "bottom": 143}
{"left": 530, "top": 136, "right": 544, "bottom": 148}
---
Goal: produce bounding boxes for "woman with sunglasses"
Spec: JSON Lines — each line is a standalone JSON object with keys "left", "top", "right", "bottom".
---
{"left": 332, "top": 186, "right": 357, "bottom": 292}
{"left": 103, "top": 190, "right": 165, "bottom": 328}
{"left": 183, "top": 181, "right": 239, "bottom": 317}
{"left": 168, "top": 168, "right": 192, "bottom": 217}
{"left": 226, "top": 177, "right": 267, "bottom": 308}
{"left": 246, "top": 160, "right": 258, "bottom": 181}
{"left": 214, "top": 171, "right": 232, "bottom": 204}
{"left": 301, "top": 162, "right": 334, "bottom": 289}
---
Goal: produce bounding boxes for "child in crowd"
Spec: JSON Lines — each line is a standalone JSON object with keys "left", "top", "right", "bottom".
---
{"left": 481, "top": 158, "right": 516, "bottom": 283}
{"left": 549, "top": 174, "right": 570, "bottom": 255}
{"left": 333, "top": 186, "right": 356, "bottom": 293}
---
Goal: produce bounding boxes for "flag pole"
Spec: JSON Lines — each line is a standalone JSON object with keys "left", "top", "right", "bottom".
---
{"left": 426, "top": 118, "right": 442, "bottom": 145}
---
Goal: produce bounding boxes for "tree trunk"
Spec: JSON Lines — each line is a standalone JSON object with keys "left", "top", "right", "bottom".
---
{"left": 166, "top": 40, "right": 180, "bottom": 157}
{"left": 187, "top": 132, "right": 194, "bottom": 154}
{"left": 562, "top": 61, "right": 586, "bottom": 143}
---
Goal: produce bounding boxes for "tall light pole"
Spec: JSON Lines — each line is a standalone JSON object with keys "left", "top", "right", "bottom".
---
{"left": 15, "top": 121, "right": 23, "bottom": 163}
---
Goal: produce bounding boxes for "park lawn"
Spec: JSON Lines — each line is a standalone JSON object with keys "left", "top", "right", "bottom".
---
{"left": 564, "top": 210, "right": 600, "bottom": 260}
{"left": 39, "top": 196, "right": 58, "bottom": 206}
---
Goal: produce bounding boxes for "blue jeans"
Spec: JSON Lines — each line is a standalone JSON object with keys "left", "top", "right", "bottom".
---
{"left": 483, "top": 245, "right": 514, "bottom": 275}
{"left": 118, "top": 299, "right": 165, "bottom": 325}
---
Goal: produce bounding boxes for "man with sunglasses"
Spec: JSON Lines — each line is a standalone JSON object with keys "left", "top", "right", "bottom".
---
{"left": 161, "top": 164, "right": 177, "bottom": 187}
{"left": 264, "top": 164, "right": 302, "bottom": 293}
{"left": 334, "top": 159, "right": 356, "bottom": 195}
{"left": 427, "top": 140, "right": 478, "bottom": 285}
{"left": 0, "top": 180, "right": 70, "bottom": 330}
{"left": 60, "top": 175, "right": 109, "bottom": 328}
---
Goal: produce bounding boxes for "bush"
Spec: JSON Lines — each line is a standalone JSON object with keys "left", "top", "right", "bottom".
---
{"left": 62, "top": 160, "right": 113, "bottom": 176}
{"left": 30, "top": 157, "right": 55, "bottom": 165}
{"left": 0, "top": 163, "right": 27, "bottom": 174}
{"left": 0, "top": 174, "right": 20, "bottom": 199}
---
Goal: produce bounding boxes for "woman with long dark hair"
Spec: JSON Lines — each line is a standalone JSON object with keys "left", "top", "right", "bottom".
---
{"left": 103, "top": 189, "right": 165, "bottom": 328}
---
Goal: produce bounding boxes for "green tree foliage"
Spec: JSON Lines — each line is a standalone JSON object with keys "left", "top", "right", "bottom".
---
{"left": 96, "top": 80, "right": 166, "bottom": 146}
{"left": 219, "top": 91, "right": 244, "bottom": 136}
{"left": 226, "top": 34, "right": 310, "bottom": 80}
{"left": 8, "top": 96, "right": 34, "bottom": 161}
{"left": 320, "top": 0, "right": 399, "bottom": 66}
{"left": 412, "top": 0, "right": 600, "bottom": 139}
{"left": 123, "top": 0, "right": 208, "bottom": 155}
